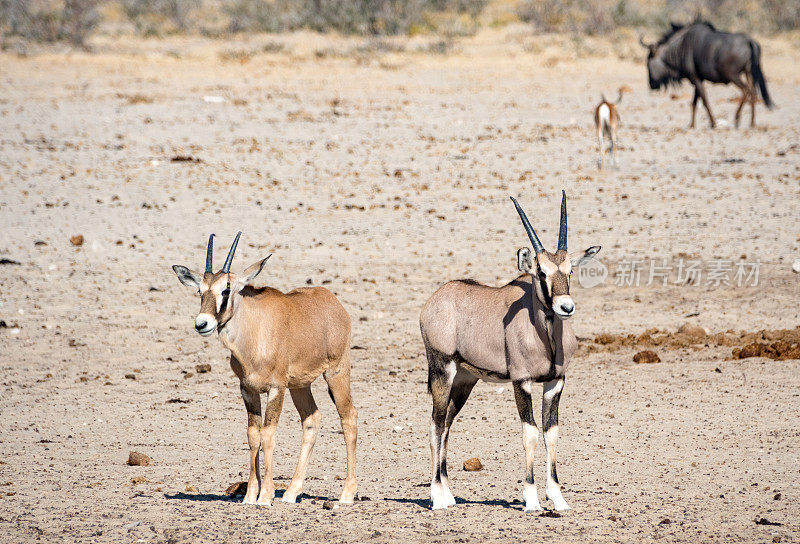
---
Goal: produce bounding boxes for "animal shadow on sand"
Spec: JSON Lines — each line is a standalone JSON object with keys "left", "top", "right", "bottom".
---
{"left": 386, "top": 496, "right": 523, "bottom": 511}
{"left": 164, "top": 489, "right": 330, "bottom": 503}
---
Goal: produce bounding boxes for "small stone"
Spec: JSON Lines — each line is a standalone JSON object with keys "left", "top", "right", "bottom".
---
{"left": 124, "top": 373, "right": 136, "bottom": 380}
{"left": 185, "top": 484, "right": 198, "bottom": 493}
{"left": 633, "top": 350, "right": 660, "bottom": 364}
{"left": 225, "top": 481, "right": 248, "bottom": 497}
{"left": 131, "top": 476, "right": 147, "bottom": 484}
{"left": 774, "top": 492, "right": 782, "bottom": 500}
{"left": 792, "top": 259, "right": 800, "bottom": 273}
{"left": 463, "top": 457, "right": 483, "bottom": 471}
{"left": 677, "top": 323, "right": 706, "bottom": 341}
{"left": 195, "top": 364, "right": 211, "bottom": 373}
{"left": 659, "top": 518, "right": 671, "bottom": 525}
{"left": 183, "top": 372, "right": 194, "bottom": 379}
{"left": 127, "top": 451, "right": 151, "bottom": 466}
{"left": 70, "top": 234, "right": 84, "bottom": 246}
{"left": 322, "top": 500, "right": 334, "bottom": 510}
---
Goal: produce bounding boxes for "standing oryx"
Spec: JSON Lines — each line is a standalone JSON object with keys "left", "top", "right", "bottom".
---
{"left": 172, "top": 232, "right": 357, "bottom": 506}
{"left": 420, "top": 192, "right": 600, "bottom": 511}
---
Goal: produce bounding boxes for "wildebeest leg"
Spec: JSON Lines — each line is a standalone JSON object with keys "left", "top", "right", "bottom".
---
{"left": 257, "top": 386, "right": 285, "bottom": 506}
{"left": 733, "top": 77, "right": 749, "bottom": 129}
{"left": 241, "top": 384, "right": 263, "bottom": 505}
{"left": 690, "top": 88, "right": 699, "bottom": 128}
{"left": 513, "top": 379, "right": 541, "bottom": 512}
{"left": 428, "top": 350, "right": 457, "bottom": 509}
{"left": 324, "top": 355, "right": 358, "bottom": 503}
{"left": 693, "top": 79, "right": 716, "bottom": 128}
{"left": 542, "top": 378, "right": 570, "bottom": 511}
{"left": 282, "top": 387, "right": 321, "bottom": 504}
{"left": 746, "top": 71, "right": 757, "bottom": 127}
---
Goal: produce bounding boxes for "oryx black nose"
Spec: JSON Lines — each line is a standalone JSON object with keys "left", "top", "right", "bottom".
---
{"left": 195, "top": 319, "right": 208, "bottom": 331}
{"left": 560, "top": 301, "right": 574, "bottom": 314}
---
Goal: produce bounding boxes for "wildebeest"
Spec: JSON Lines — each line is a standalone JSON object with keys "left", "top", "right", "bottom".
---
{"left": 640, "top": 21, "right": 773, "bottom": 128}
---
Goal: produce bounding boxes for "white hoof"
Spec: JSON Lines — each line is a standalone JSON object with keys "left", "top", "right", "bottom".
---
{"left": 523, "top": 484, "right": 542, "bottom": 512}
{"left": 431, "top": 483, "right": 456, "bottom": 510}
{"left": 547, "top": 491, "right": 571, "bottom": 511}
{"left": 281, "top": 494, "right": 299, "bottom": 504}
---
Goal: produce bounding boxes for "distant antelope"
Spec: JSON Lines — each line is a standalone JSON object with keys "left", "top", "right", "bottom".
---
{"left": 420, "top": 192, "right": 600, "bottom": 511}
{"left": 594, "top": 89, "right": 623, "bottom": 168}
{"left": 172, "top": 232, "right": 357, "bottom": 506}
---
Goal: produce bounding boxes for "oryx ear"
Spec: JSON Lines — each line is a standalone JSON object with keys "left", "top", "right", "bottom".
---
{"left": 172, "top": 265, "right": 202, "bottom": 289}
{"left": 571, "top": 246, "right": 601, "bottom": 268}
{"left": 517, "top": 247, "right": 534, "bottom": 273}
{"left": 242, "top": 255, "right": 272, "bottom": 284}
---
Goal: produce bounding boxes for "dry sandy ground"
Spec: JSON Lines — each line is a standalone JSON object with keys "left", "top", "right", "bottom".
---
{"left": 1, "top": 27, "right": 799, "bottom": 543}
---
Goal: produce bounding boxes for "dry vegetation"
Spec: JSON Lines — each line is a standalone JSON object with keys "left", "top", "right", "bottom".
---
{"left": 2, "top": 0, "right": 799, "bottom": 48}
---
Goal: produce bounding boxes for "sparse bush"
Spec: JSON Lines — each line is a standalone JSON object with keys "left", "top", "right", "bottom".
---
{"left": 0, "top": 0, "right": 98, "bottom": 46}
{"left": 122, "top": 0, "right": 200, "bottom": 35}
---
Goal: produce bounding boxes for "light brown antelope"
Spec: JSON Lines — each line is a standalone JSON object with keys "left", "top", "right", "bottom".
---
{"left": 594, "top": 89, "right": 622, "bottom": 169}
{"left": 420, "top": 192, "right": 600, "bottom": 511}
{"left": 172, "top": 232, "right": 357, "bottom": 506}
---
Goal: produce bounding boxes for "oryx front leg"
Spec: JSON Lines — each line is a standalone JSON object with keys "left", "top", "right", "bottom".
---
{"left": 429, "top": 356, "right": 457, "bottom": 509}
{"left": 282, "top": 387, "right": 321, "bottom": 504}
{"left": 257, "top": 386, "right": 285, "bottom": 506}
{"left": 241, "top": 384, "right": 262, "bottom": 505}
{"left": 514, "top": 380, "right": 541, "bottom": 512}
{"left": 542, "top": 378, "right": 570, "bottom": 511}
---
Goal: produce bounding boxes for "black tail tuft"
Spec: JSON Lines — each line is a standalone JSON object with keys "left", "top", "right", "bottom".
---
{"left": 750, "top": 40, "right": 773, "bottom": 109}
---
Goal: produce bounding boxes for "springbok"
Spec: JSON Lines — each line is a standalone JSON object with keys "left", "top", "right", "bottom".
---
{"left": 420, "top": 192, "right": 600, "bottom": 511}
{"left": 594, "top": 90, "right": 622, "bottom": 169}
{"left": 172, "top": 232, "right": 357, "bottom": 506}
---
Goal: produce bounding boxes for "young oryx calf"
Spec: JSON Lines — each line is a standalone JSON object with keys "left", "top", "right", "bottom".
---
{"left": 172, "top": 232, "right": 357, "bottom": 506}
{"left": 420, "top": 192, "right": 600, "bottom": 512}
{"left": 594, "top": 90, "right": 623, "bottom": 169}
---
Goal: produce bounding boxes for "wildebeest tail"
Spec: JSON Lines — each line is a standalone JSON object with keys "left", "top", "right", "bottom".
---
{"left": 749, "top": 40, "right": 773, "bottom": 109}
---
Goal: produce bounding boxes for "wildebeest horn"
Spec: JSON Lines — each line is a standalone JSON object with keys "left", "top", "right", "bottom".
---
{"left": 205, "top": 233, "right": 215, "bottom": 273}
{"left": 510, "top": 196, "right": 545, "bottom": 254}
{"left": 557, "top": 190, "right": 567, "bottom": 251}
{"left": 221, "top": 231, "right": 242, "bottom": 274}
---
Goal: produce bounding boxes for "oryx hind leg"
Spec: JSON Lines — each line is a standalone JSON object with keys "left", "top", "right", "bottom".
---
{"left": 323, "top": 352, "right": 358, "bottom": 504}
{"left": 542, "top": 378, "right": 570, "bottom": 511}
{"left": 281, "top": 387, "right": 321, "bottom": 504}
{"left": 513, "top": 380, "right": 541, "bottom": 512}
{"left": 437, "top": 366, "right": 478, "bottom": 505}
{"left": 427, "top": 348, "right": 457, "bottom": 509}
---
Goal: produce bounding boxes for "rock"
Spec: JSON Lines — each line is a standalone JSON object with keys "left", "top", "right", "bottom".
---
{"left": 659, "top": 518, "right": 671, "bottom": 525}
{"left": 183, "top": 372, "right": 194, "bottom": 379}
{"left": 792, "top": 259, "right": 800, "bottom": 273}
{"left": 70, "top": 235, "right": 84, "bottom": 246}
{"left": 127, "top": 451, "right": 151, "bottom": 466}
{"left": 677, "top": 323, "right": 706, "bottom": 341}
{"left": 195, "top": 364, "right": 211, "bottom": 373}
{"left": 225, "top": 481, "right": 247, "bottom": 497}
{"left": 131, "top": 476, "right": 147, "bottom": 484}
{"left": 463, "top": 457, "right": 483, "bottom": 471}
{"left": 322, "top": 500, "right": 334, "bottom": 510}
{"left": 185, "top": 484, "right": 198, "bottom": 493}
{"left": 633, "top": 350, "right": 660, "bottom": 364}
{"left": 539, "top": 511, "right": 561, "bottom": 518}
{"left": 774, "top": 492, "right": 782, "bottom": 500}
{"left": 124, "top": 373, "right": 136, "bottom": 380}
